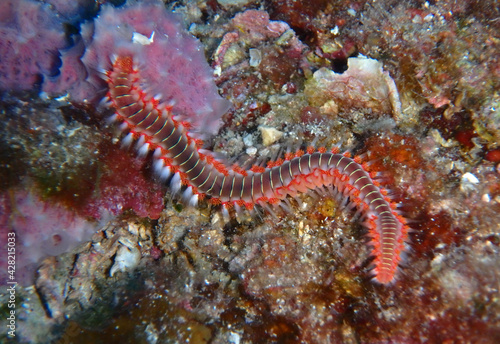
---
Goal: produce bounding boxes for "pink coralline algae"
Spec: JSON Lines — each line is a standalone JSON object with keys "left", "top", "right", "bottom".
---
{"left": 0, "top": 0, "right": 69, "bottom": 91}
{"left": 80, "top": 0, "right": 230, "bottom": 134}
{"left": 214, "top": 9, "right": 308, "bottom": 91}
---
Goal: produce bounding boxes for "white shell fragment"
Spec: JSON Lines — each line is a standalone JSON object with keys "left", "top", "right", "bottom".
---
{"left": 460, "top": 172, "right": 479, "bottom": 192}
{"left": 110, "top": 237, "right": 141, "bottom": 277}
{"left": 258, "top": 125, "right": 283, "bottom": 146}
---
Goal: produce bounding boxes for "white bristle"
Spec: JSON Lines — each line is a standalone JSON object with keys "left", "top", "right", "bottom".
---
{"left": 97, "top": 67, "right": 109, "bottom": 76}
{"left": 170, "top": 172, "right": 182, "bottom": 194}
{"left": 222, "top": 204, "right": 230, "bottom": 222}
{"left": 234, "top": 204, "right": 243, "bottom": 220}
{"left": 106, "top": 113, "right": 118, "bottom": 124}
{"left": 160, "top": 108, "right": 170, "bottom": 119}
{"left": 99, "top": 96, "right": 113, "bottom": 107}
{"left": 153, "top": 159, "right": 165, "bottom": 174}
{"left": 153, "top": 147, "right": 162, "bottom": 158}
{"left": 119, "top": 121, "right": 129, "bottom": 131}
{"left": 160, "top": 166, "right": 171, "bottom": 181}
{"left": 122, "top": 132, "right": 134, "bottom": 148}
{"left": 189, "top": 193, "right": 199, "bottom": 207}
{"left": 183, "top": 186, "right": 193, "bottom": 200}
{"left": 138, "top": 142, "right": 150, "bottom": 157}
{"left": 183, "top": 187, "right": 198, "bottom": 207}
{"left": 136, "top": 135, "right": 145, "bottom": 148}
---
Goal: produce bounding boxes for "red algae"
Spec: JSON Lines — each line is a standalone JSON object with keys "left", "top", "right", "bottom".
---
{"left": 257, "top": 44, "right": 302, "bottom": 90}
{"left": 485, "top": 148, "right": 500, "bottom": 163}
{"left": 81, "top": 143, "right": 164, "bottom": 220}
{"left": 412, "top": 210, "right": 466, "bottom": 258}
{"left": 266, "top": 0, "right": 331, "bottom": 43}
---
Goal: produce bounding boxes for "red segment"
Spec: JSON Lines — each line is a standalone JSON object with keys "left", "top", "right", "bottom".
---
{"left": 232, "top": 164, "right": 248, "bottom": 176}
{"left": 244, "top": 202, "right": 254, "bottom": 211}
{"left": 213, "top": 160, "right": 229, "bottom": 176}
{"left": 114, "top": 56, "right": 134, "bottom": 74}
{"left": 179, "top": 172, "right": 189, "bottom": 185}
{"left": 251, "top": 165, "right": 266, "bottom": 173}
{"left": 210, "top": 198, "right": 221, "bottom": 205}
{"left": 194, "top": 139, "right": 204, "bottom": 148}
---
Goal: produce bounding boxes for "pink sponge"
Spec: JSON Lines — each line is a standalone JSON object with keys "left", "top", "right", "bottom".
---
{"left": 81, "top": 0, "right": 229, "bottom": 135}
{"left": 0, "top": 189, "right": 97, "bottom": 286}
{"left": 0, "top": 0, "right": 68, "bottom": 91}
{"left": 42, "top": 37, "right": 97, "bottom": 101}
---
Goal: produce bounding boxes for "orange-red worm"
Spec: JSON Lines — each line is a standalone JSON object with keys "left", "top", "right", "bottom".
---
{"left": 105, "top": 56, "right": 409, "bottom": 284}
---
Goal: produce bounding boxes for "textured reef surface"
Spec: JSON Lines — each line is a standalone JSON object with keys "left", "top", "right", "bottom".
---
{"left": 1, "top": 0, "right": 499, "bottom": 343}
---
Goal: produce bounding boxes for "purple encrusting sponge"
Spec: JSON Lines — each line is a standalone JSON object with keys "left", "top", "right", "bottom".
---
{"left": 80, "top": 0, "right": 230, "bottom": 135}
{"left": 0, "top": 0, "right": 68, "bottom": 91}
{"left": 0, "top": 190, "right": 98, "bottom": 286}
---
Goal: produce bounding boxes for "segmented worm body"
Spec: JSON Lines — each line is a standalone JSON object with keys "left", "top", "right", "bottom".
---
{"left": 105, "top": 56, "right": 409, "bottom": 284}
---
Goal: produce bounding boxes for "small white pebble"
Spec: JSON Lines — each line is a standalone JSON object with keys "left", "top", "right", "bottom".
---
{"left": 462, "top": 172, "right": 479, "bottom": 184}
{"left": 435, "top": 243, "right": 447, "bottom": 250}
{"left": 110, "top": 239, "right": 141, "bottom": 277}
{"left": 431, "top": 252, "right": 445, "bottom": 268}
{"left": 228, "top": 331, "right": 241, "bottom": 344}
{"left": 128, "top": 223, "right": 140, "bottom": 236}
{"left": 460, "top": 172, "right": 479, "bottom": 192}
{"left": 424, "top": 14, "right": 434, "bottom": 22}
{"left": 258, "top": 125, "right": 283, "bottom": 146}
{"left": 246, "top": 147, "right": 257, "bottom": 156}
{"left": 243, "top": 134, "right": 254, "bottom": 147}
